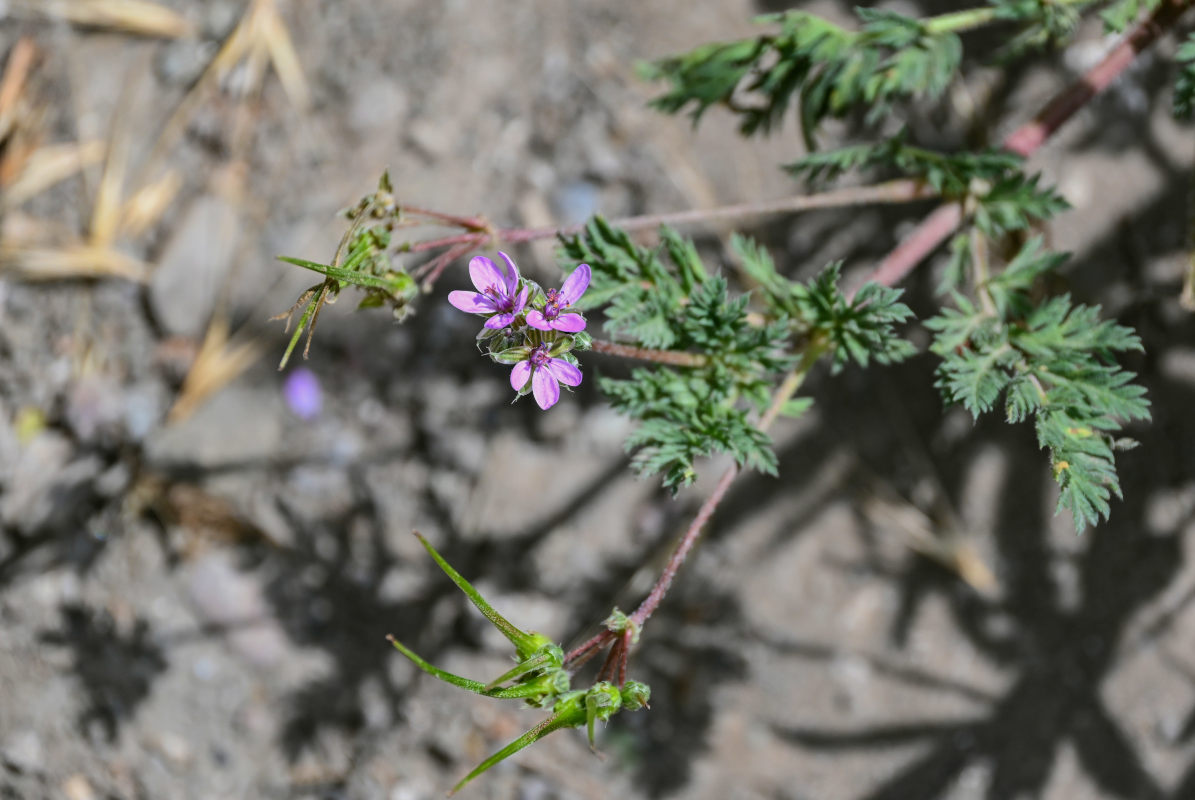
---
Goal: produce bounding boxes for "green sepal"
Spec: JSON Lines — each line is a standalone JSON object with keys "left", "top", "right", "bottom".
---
{"left": 549, "top": 336, "right": 576, "bottom": 357}
{"left": 491, "top": 346, "right": 531, "bottom": 365}
{"left": 584, "top": 682, "right": 623, "bottom": 749}
{"left": 620, "top": 680, "right": 651, "bottom": 711}
{"left": 603, "top": 607, "right": 640, "bottom": 645}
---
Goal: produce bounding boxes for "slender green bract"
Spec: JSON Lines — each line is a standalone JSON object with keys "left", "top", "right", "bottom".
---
{"left": 388, "top": 533, "right": 650, "bottom": 793}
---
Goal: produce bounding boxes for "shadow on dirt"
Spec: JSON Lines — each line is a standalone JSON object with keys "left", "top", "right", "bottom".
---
{"left": 39, "top": 603, "right": 170, "bottom": 743}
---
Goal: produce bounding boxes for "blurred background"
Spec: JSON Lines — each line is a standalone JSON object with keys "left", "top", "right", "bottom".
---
{"left": 1, "top": 1, "right": 1194, "bottom": 798}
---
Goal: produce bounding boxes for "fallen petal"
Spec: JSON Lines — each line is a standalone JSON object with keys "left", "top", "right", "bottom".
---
{"left": 283, "top": 368, "right": 322, "bottom": 419}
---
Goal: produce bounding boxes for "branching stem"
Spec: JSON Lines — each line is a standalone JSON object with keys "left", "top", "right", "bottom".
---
{"left": 627, "top": 336, "right": 828, "bottom": 631}
{"left": 590, "top": 339, "right": 709, "bottom": 368}
{"left": 869, "top": 0, "right": 1194, "bottom": 291}
{"left": 563, "top": 338, "right": 829, "bottom": 669}
{"left": 407, "top": 180, "right": 938, "bottom": 286}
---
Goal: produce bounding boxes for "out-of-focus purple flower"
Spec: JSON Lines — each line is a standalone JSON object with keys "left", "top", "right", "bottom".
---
{"left": 284, "top": 368, "right": 322, "bottom": 419}
{"left": 525, "top": 264, "right": 590, "bottom": 333}
{"left": 510, "top": 344, "right": 582, "bottom": 410}
{"left": 448, "top": 252, "right": 530, "bottom": 330}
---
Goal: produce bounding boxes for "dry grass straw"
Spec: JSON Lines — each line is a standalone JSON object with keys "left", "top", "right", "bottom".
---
{"left": 0, "top": 38, "right": 42, "bottom": 187}
{"left": 145, "top": 0, "right": 309, "bottom": 177}
{"left": 119, "top": 169, "right": 183, "bottom": 238}
{"left": 0, "top": 38, "right": 37, "bottom": 142}
{"left": 12, "top": 0, "right": 194, "bottom": 38}
{"left": 0, "top": 243, "right": 148, "bottom": 280}
{"left": 2, "top": 140, "right": 107, "bottom": 208}
{"left": 0, "top": 43, "right": 172, "bottom": 281}
{"left": 862, "top": 493, "right": 998, "bottom": 594}
{"left": 167, "top": 311, "right": 264, "bottom": 424}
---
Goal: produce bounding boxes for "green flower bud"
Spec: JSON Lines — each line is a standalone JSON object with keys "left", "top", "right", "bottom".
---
{"left": 620, "top": 680, "right": 651, "bottom": 710}
{"left": 492, "top": 346, "right": 532, "bottom": 364}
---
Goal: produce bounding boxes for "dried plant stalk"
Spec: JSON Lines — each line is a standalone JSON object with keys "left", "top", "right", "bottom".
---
{"left": 0, "top": 243, "right": 148, "bottom": 281}
{"left": 1, "top": 141, "right": 106, "bottom": 207}
{"left": 14, "top": 0, "right": 195, "bottom": 38}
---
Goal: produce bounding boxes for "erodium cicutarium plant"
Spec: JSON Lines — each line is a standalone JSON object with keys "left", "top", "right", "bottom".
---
{"left": 270, "top": 1, "right": 1192, "bottom": 790}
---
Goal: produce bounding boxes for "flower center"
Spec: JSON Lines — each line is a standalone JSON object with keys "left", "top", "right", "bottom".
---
{"left": 485, "top": 284, "right": 515, "bottom": 312}
{"left": 543, "top": 289, "right": 562, "bottom": 319}
{"left": 529, "top": 344, "right": 551, "bottom": 368}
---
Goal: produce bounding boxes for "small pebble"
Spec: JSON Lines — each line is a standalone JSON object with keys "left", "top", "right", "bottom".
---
{"left": 61, "top": 775, "right": 97, "bottom": 800}
{"left": 2, "top": 730, "right": 43, "bottom": 773}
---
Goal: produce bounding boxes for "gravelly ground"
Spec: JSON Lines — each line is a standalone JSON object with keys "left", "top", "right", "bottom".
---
{"left": 2, "top": 2, "right": 1195, "bottom": 799}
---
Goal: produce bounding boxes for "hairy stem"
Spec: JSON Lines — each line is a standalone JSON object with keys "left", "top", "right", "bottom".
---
{"left": 402, "top": 205, "right": 491, "bottom": 231}
{"left": 628, "top": 337, "right": 828, "bottom": 630}
{"left": 870, "top": 0, "right": 1194, "bottom": 290}
{"left": 590, "top": 339, "right": 709, "bottom": 368}
{"left": 506, "top": 179, "right": 937, "bottom": 243}
{"left": 407, "top": 180, "right": 938, "bottom": 278}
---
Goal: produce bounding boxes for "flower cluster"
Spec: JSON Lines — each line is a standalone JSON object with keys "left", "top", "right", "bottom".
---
{"left": 449, "top": 252, "right": 590, "bottom": 410}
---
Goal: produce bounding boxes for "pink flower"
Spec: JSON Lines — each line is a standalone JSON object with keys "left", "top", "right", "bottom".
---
{"left": 525, "top": 265, "right": 590, "bottom": 333}
{"left": 448, "top": 252, "right": 530, "bottom": 330}
{"left": 510, "top": 344, "right": 582, "bottom": 410}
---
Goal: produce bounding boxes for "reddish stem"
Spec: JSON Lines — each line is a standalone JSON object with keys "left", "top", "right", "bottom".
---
{"left": 564, "top": 629, "right": 613, "bottom": 667}
{"left": 617, "top": 630, "right": 631, "bottom": 687}
{"left": 865, "top": 0, "right": 1192, "bottom": 292}
{"left": 403, "top": 180, "right": 936, "bottom": 273}
{"left": 503, "top": 179, "right": 936, "bottom": 244}
{"left": 418, "top": 241, "right": 476, "bottom": 288}
{"left": 590, "top": 339, "right": 709, "bottom": 368}
{"left": 408, "top": 231, "right": 487, "bottom": 254}
{"left": 629, "top": 464, "right": 739, "bottom": 629}
{"left": 403, "top": 205, "right": 490, "bottom": 230}
{"left": 597, "top": 637, "right": 625, "bottom": 683}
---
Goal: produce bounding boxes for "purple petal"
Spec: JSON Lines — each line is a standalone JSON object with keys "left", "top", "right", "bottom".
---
{"left": 469, "top": 256, "right": 506, "bottom": 294}
{"left": 484, "top": 313, "right": 515, "bottom": 330}
{"left": 448, "top": 290, "right": 495, "bottom": 314}
{"left": 511, "top": 286, "right": 530, "bottom": 314}
{"left": 510, "top": 361, "right": 532, "bottom": 391}
{"left": 546, "top": 358, "right": 582, "bottom": 387}
{"left": 532, "top": 368, "right": 559, "bottom": 410}
{"left": 550, "top": 313, "right": 586, "bottom": 333}
{"left": 497, "top": 251, "right": 521, "bottom": 294}
{"left": 524, "top": 310, "right": 552, "bottom": 331}
{"left": 559, "top": 264, "right": 591, "bottom": 306}
{"left": 283, "top": 368, "right": 322, "bottom": 419}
